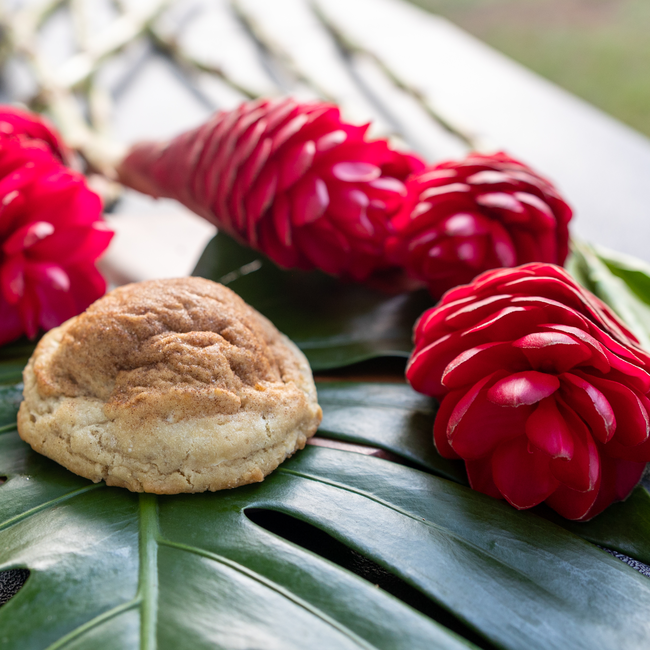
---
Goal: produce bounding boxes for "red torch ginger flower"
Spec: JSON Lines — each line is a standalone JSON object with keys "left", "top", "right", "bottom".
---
{"left": 117, "top": 97, "right": 424, "bottom": 281}
{"left": 387, "top": 152, "right": 573, "bottom": 298}
{"left": 0, "top": 130, "right": 113, "bottom": 346}
{"left": 407, "top": 263, "right": 650, "bottom": 521}
{"left": 0, "top": 105, "right": 72, "bottom": 164}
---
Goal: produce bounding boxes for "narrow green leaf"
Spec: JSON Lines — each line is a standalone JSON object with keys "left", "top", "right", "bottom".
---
{"left": 568, "top": 240, "right": 650, "bottom": 348}
{"left": 594, "top": 244, "right": 650, "bottom": 306}
{"left": 192, "top": 233, "right": 433, "bottom": 371}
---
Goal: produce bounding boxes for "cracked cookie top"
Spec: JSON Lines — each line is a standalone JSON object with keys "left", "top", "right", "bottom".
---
{"left": 35, "top": 277, "right": 313, "bottom": 422}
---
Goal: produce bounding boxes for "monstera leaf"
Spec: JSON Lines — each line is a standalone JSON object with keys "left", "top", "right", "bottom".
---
{"left": 3, "top": 380, "right": 650, "bottom": 649}
{"left": 192, "top": 233, "right": 433, "bottom": 371}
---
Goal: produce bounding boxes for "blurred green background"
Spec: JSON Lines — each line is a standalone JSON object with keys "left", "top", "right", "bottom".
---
{"left": 406, "top": 0, "right": 650, "bottom": 138}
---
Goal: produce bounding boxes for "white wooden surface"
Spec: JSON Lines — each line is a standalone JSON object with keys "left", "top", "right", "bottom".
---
{"left": 5, "top": 0, "right": 648, "bottom": 281}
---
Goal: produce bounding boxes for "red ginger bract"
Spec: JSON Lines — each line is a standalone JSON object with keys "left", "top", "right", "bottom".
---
{"left": 0, "top": 105, "right": 72, "bottom": 164}
{"left": 0, "top": 120, "right": 113, "bottom": 346}
{"left": 387, "top": 152, "right": 572, "bottom": 299}
{"left": 117, "top": 98, "right": 424, "bottom": 281}
{"left": 407, "top": 263, "right": 650, "bottom": 521}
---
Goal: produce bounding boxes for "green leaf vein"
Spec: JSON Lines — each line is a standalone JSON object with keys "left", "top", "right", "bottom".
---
{"left": 0, "top": 483, "right": 105, "bottom": 532}
{"left": 158, "top": 538, "right": 378, "bottom": 650}
{"left": 44, "top": 600, "right": 139, "bottom": 650}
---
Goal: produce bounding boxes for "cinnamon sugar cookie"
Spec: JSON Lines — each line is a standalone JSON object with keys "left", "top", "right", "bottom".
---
{"left": 18, "top": 278, "right": 322, "bottom": 493}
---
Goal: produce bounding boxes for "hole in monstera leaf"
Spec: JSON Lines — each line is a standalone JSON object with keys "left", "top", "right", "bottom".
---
{"left": 246, "top": 509, "right": 497, "bottom": 650}
{"left": 0, "top": 569, "right": 29, "bottom": 607}
{"left": 599, "top": 547, "right": 650, "bottom": 578}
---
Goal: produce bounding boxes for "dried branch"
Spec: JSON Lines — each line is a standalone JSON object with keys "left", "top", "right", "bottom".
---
{"left": 69, "top": 0, "right": 90, "bottom": 52}
{"left": 230, "top": 0, "right": 335, "bottom": 102}
{"left": 311, "top": 1, "right": 477, "bottom": 150}
{"left": 0, "top": 0, "right": 60, "bottom": 63}
{"left": 7, "top": 0, "right": 65, "bottom": 44}
{"left": 87, "top": 82, "right": 113, "bottom": 136}
{"left": 0, "top": 20, "right": 11, "bottom": 66}
{"left": 147, "top": 27, "right": 258, "bottom": 100}
{"left": 67, "top": 0, "right": 113, "bottom": 138}
{"left": 55, "top": 0, "right": 171, "bottom": 89}
{"left": 111, "top": 0, "right": 262, "bottom": 101}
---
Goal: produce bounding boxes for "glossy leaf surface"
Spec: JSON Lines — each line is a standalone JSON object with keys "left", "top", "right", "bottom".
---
{"left": 0, "top": 425, "right": 470, "bottom": 650}
{"left": 544, "top": 486, "right": 650, "bottom": 566}
{"left": 0, "top": 385, "right": 23, "bottom": 432}
{"left": 317, "top": 382, "right": 466, "bottom": 483}
{"left": 192, "top": 233, "right": 433, "bottom": 370}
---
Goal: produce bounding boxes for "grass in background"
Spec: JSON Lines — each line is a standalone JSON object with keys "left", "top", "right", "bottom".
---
{"left": 406, "top": 0, "right": 650, "bottom": 138}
